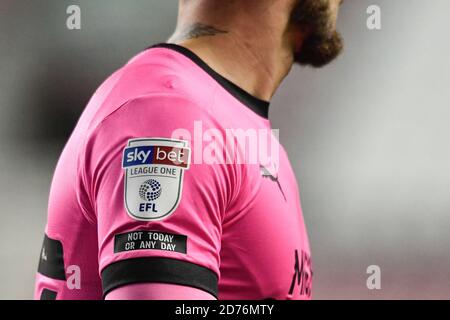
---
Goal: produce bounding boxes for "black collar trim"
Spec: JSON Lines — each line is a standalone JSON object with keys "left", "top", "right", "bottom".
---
{"left": 150, "top": 43, "right": 270, "bottom": 119}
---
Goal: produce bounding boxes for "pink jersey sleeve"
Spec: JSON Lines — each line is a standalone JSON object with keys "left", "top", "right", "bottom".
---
{"left": 81, "top": 94, "right": 235, "bottom": 299}
{"left": 106, "top": 283, "right": 216, "bottom": 300}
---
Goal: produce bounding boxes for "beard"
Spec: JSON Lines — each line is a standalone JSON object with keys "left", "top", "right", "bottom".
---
{"left": 291, "top": 0, "right": 344, "bottom": 67}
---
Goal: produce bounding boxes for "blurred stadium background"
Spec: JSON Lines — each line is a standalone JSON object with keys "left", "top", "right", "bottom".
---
{"left": 0, "top": 0, "right": 449, "bottom": 299}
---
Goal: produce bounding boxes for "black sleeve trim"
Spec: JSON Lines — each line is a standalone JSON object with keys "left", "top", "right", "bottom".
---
{"left": 37, "top": 234, "right": 66, "bottom": 280}
{"left": 40, "top": 289, "right": 58, "bottom": 300}
{"left": 101, "top": 257, "right": 218, "bottom": 298}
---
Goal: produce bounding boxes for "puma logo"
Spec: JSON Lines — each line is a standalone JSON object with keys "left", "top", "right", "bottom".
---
{"left": 260, "top": 165, "right": 287, "bottom": 201}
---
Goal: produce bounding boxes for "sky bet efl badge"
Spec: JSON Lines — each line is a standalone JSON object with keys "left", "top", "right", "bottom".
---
{"left": 122, "top": 138, "right": 190, "bottom": 221}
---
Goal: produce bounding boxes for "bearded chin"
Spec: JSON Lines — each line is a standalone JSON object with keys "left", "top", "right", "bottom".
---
{"left": 294, "top": 31, "right": 344, "bottom": 68}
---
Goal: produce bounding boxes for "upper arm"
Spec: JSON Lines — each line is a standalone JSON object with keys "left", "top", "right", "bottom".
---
{"left": 82, "top": 95, "right": 235, "bottom": 299}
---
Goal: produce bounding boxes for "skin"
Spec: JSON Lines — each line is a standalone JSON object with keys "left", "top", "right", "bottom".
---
{"left": 168, "top": 0, "right": 344, "bottom": 101}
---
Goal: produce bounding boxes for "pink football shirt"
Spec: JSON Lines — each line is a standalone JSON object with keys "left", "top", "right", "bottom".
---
{"left": 35, "top": 44, "right": 312, "bottom": 300}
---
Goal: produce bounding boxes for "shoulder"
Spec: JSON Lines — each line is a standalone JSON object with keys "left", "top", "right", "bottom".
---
{"left": 85, "top": 48, "right": 219, "bottom": 135}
